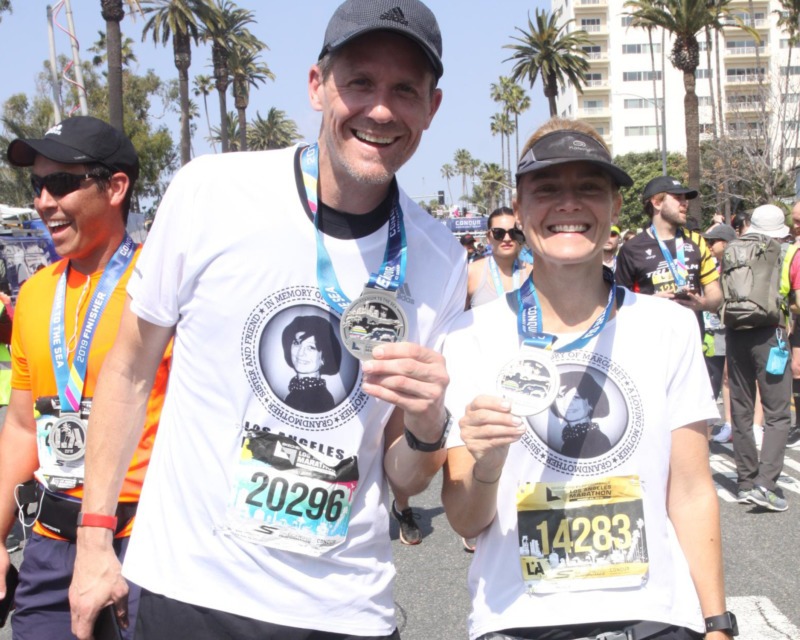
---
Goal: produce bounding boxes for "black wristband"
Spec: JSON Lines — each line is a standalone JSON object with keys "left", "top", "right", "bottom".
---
{"left": 404, "top": 409, "right": 453, "bottom": 452}
{"left": 705, "top": 612, "right": 738, "bottom": 636}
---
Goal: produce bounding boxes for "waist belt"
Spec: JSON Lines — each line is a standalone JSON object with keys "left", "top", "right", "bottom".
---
{"left": 37, "top": 491, "right": 138, "bottom": 542}
{"left": 481, "top": 621, "right": 673, "bottom": 640}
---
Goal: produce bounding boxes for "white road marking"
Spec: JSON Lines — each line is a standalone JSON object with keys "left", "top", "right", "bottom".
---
{"left": 729, "top": 596, "right": 800, "bottom": 640}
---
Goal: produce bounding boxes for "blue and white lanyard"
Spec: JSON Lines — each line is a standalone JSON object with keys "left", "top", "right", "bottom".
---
{"left": 516, "top": 266, "right": 616, "bottom": 352}
{"left": 489, "top": 257, "right": 520, "bottom": 297}
{"left": 650, "top": 224, "right": 688, "bottom": 288}
{"left": 50, "top": 235, "right": 136, "bottom": 413}
{"left": 300, "top": 144, "right": 407, "bottom": 315}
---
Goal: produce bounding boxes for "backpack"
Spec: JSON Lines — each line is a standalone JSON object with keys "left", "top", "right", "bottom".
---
{"left": 720, "top": 233, "right": 794, "bottom": 330}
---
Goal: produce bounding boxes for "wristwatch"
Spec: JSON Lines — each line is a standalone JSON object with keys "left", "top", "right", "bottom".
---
{"left": 705, "top": 612, "right": 738, "bottom": 636}
{"left": 404, "top": 409, "right": 453, "bottom": 452}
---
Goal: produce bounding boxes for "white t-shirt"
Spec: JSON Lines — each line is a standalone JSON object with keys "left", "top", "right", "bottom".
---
{"left": 124, "top": 146, "right": 467, "bottom": 635}
{"left": 443, "top": 288, "right": 719, "bottom": 640}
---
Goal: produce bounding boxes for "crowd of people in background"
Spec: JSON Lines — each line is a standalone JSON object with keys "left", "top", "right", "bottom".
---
{"left": 0, "top": 1, "right": 797, "bottom": 639}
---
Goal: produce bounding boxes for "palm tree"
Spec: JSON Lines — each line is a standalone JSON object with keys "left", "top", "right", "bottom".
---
{"left": 247, "top": 108, "right": 301, "bottom": 150}
{"left": 453, "top": 149, "right": 474, "bottom": 205}
{"left": 0, "top": 1, "right": 11, "bottom": 22}
{"left": 193, "top": 74, "right": 217, "bottom": 153}
{"left": 202, "top": 1, "right": 258, "bottom": 153}
{"left": 624, "top": 0, "right": 744, "bottom": 216}
{"left": 777, "top": 0, "right": 800, "bottom": 167}
{"left": 490, "top": 113, "right": 507, "bottom": 197}
{"left": 141, "top": 0, "right": 215, "bottom": 165}
{"left": 89, "top": 30, "right": 138, "bottom": 69}
{"left": 504, "top": 8, "right": 591, "bottom": 116}
{"left": 228, "top": 44, "right": 274, "bottom": 152}
{"left": 209, "top": 110, "right": 241, "bottom": 150}
{"left": 440, "top": 163, "right": 455, "bottom": 206}
{"left": 477, "top": 162, "right": 506, "bottom": 213}
{"left": 100, "top": 0, "right": 142, "bottom": 131}
{"left": 505, "top": 84, "right": 531, "bottom": 164}
{"left": 490, "top": 113, "right": 514, "bottom": 206}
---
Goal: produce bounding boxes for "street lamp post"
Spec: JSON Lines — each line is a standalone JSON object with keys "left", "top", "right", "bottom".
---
{"left": 613, "top": 92, "right": 668, "bottom": 176}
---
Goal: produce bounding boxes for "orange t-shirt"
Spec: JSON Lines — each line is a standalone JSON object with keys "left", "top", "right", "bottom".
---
{"left": 11, "top": 248, "right": 170, "bottom": 538}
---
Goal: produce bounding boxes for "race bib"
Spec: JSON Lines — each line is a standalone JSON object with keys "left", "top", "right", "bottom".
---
{"left": 516, "top": 475, "right": 648, "bottom": 593}
{"left": 35, "top": 413, "right": 87, "bottom": 492}
{"left": 224, "top": 432, "right": 359, "bottom": 557}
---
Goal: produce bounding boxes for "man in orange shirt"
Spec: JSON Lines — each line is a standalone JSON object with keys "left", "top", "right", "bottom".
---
{"left": 0, "top": 116, "right": 169, "bottom": 639}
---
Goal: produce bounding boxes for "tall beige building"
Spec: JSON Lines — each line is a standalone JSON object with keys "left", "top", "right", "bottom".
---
{"left": 552, "top": 0, "right": 800, "bottom": 165}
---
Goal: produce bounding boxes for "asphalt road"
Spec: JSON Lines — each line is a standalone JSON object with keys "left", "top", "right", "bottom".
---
{"left": 4, "top": 423, "right": 799, "bottom": 639}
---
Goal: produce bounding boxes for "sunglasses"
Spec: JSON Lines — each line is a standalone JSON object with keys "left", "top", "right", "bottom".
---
{"left": 30, "top": 172, "right": 104, "bottom": 198}
{"left": 489, "top": 227, "right": 525, "bottom": 242}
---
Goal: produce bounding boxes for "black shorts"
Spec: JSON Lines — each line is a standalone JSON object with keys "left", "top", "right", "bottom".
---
{"left": 791, "top": 319, "right": 800, "bottom": 348}
{"left": 134, "top": 589, "right": 400, "bottom": 640}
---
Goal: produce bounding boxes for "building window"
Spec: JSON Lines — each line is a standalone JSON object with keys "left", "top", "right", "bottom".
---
{"left": 581, "top": 18, "right": 602, "bottom": 32}
{"left": 728, "top": 94, "right": 761, "bottom": 106}
{"left": 726, "top": 38, "right": 765, "bottom": 54}
{"left": 621, "top": 16, "right": 633, "bottom": 27}
{"left": 625, "top": 125, "right": 662, "bottom": 136}
{"left": 595, "top": 126, "right": 606, "bottom": 135}
{"left": 624, "top": 98, "right": 664, "bottom": 108}
{"left": 582, "top": 45, "right": 602, "bottom": 59}
{"left": 695, "top": 68, "right": 713, "bottom": 79}
{"left": 623, "top": 70, "right": 662, "bottom": 82}
{"left": 781, "top": 66, "right": 800, "bottom": 76}
{"left": 698, "top": 96, "right": 713, "bottom": 106}
{"left": 622, "top": 43, "right": 662, "bottom": 54}
{"left": 586, "top": 72, "right": 604, "bottom": 86}
{"left": 698, "top": 40, "right": 713, "bottom": 51}
{"left": 699, "top": 123, "right": 715, "bottom": 133}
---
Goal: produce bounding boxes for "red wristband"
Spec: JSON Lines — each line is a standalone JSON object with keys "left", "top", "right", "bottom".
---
{"left": 77, "top": 512, "right": 118, "bottom": 530}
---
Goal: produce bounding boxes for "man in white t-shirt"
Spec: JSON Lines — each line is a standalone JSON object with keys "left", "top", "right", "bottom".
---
{"left": 69, "top": 1, "right": 466, "bottom": 639}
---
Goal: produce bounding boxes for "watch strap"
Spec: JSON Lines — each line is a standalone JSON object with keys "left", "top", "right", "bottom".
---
{"left": 404, "top": 409, "right": 452, "bottom": 452}
{"left": 77, "top": 512, "right": 118, "bottom": 530}
{"left": 705, "top": 612, "right": 738, "bottom": 636}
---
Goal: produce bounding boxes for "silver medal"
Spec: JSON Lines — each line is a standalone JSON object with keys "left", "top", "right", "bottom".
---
{"left": 340, "top": 288, "right": 408, "bottom": 361}
{"left": 47, "top": 413, "right": 88, "bottom": 462}
{"left": 496, "top": 349, "right": 560, "bottom": 416}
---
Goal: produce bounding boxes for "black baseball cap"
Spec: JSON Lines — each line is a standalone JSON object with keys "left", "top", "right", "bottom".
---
{"left": 702, "top": 224, "right": 736, "bottom": 243}
{"left": 7, "top": 116, "right": 139, "bottom": 183}
{"left": 515, "top": 130, "right": 633, "bottom": 188}
{"left": 641, "top": 175, "right": 697, "bottom": 202}
{"left": 319, "top": 0, "right": 443, "bottom": 79}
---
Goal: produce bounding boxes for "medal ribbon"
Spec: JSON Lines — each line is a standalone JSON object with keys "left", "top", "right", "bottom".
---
{"left": 489, "top": 256, "right": 520, "bottom": 297}
{"left": 300, "top": 144, "right": 407, "bottom": 315}
{"left": 649, "top": 223, "right": 688, "bottom": 288}
{"left": 516, "top": 266, "right": 616, "bottom": 352}
{"left": 50, "top": 235, "right": 136, "bottom": 412}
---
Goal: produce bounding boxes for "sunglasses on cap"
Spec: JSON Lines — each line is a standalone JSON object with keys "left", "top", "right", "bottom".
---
{"left": 30, "top": 171, "right": 108, "bottom": 198}
{"left": 489, "top": 227, "right": 525, "bottom": 242}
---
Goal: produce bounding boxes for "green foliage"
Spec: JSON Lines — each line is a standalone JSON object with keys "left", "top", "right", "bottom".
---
{"left": 612, "top": 151, "right": 688, "bottom": 230}
{"left": 0, "top": 59, "right": 177, "bottom": 215}
{"left": 246, "top": 108, "right": 301, "bottom": 151}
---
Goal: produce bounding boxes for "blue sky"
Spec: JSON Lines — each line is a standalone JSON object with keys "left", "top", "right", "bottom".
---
{"left": 1, "top": 1, "right": 550, "bottom": 206}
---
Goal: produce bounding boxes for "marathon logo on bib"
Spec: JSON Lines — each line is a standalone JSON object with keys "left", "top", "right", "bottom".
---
{"left": 517, "top": 475, "right": 649, "bottom": 593}
{"left": 224, "top": 431, "right": 359, "bottom": 556}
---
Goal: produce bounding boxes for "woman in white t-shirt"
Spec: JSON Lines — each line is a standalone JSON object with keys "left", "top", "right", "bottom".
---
{"left": 441, "top": 118, "right": 734, "bottom": 640}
